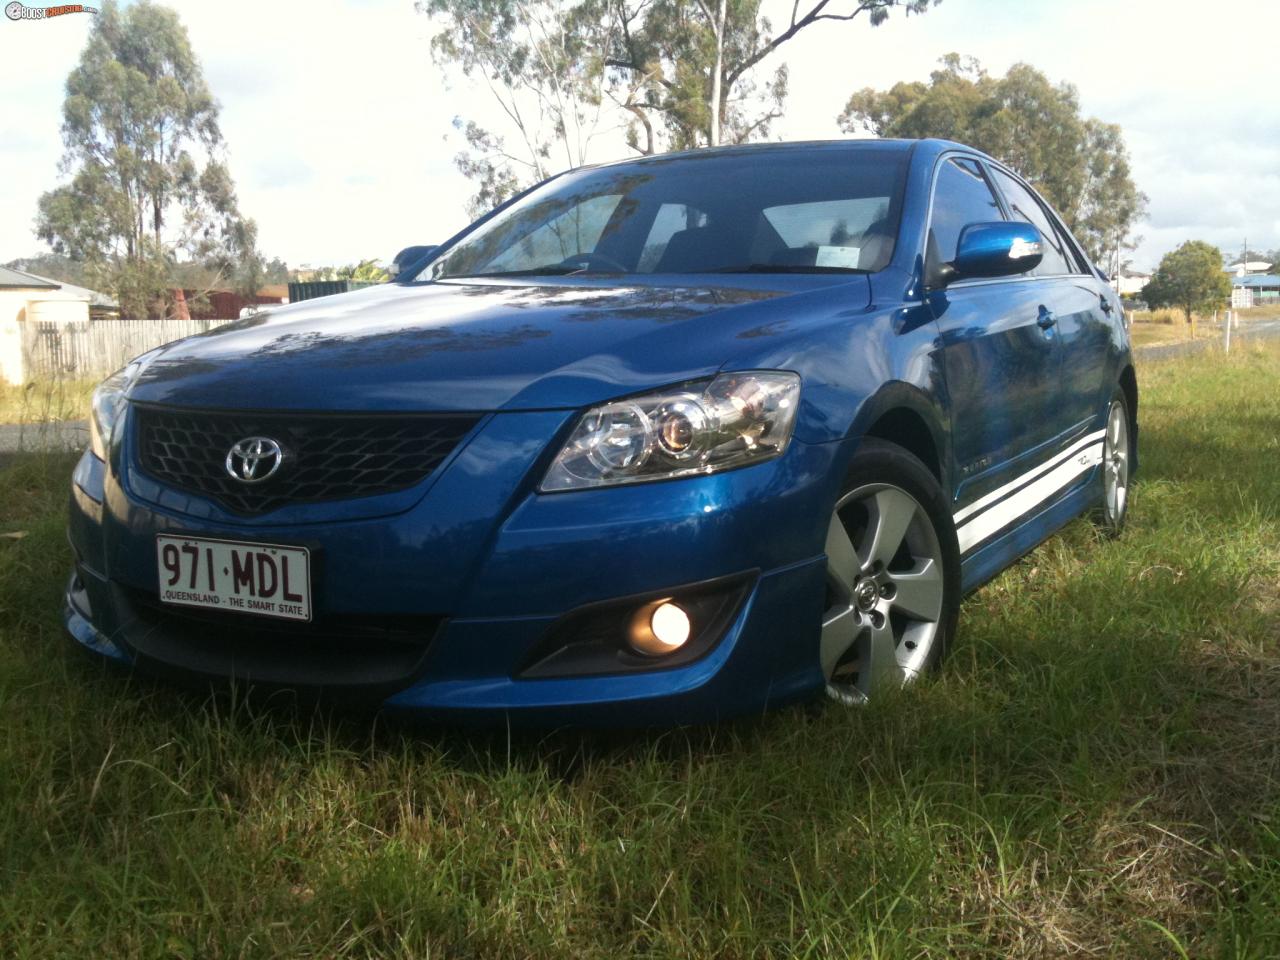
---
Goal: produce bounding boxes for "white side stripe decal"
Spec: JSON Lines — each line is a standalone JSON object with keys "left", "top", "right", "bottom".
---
{"left": 954, "top": 438, "right": 1105, "bottom": 554}
{"left": 953, "top": 429, "right": 1106, "bottom": 526}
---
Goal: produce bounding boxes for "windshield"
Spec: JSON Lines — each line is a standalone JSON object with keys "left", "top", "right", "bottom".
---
{"left": 418, "top": 147, "right": 909, "bottom": 281}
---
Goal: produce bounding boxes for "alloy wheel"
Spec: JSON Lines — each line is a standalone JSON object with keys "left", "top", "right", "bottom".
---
{"left": 1103, "top": 402, "right": 1130, "bottom": 525}
{"left": 821, "top": 483, "right": 946, "bottom": 705}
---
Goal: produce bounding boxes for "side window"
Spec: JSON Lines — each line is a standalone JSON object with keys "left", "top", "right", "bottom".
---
{"left": 929, "top": 157, "right": 1003, "bottom": 265}
{"left": 1051, "top": 216, "right": 1094, "bottom": 275}
{"left": 484, "top": 194, "right": 623, "bottom": 273}
{"left": 988, "top": 170, "right": 1074, "bottom": 276}
{"left": 637, "top": 203, "right": 707, "bottom": 272}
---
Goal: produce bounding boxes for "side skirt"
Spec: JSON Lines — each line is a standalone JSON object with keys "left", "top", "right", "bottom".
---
{"left": 959, "top": 469, "right": 1103, "bottom": 596}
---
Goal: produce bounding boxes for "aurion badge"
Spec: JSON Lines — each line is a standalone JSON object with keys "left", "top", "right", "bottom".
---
{"left": 225, "top": 437, "right": 283, "bottom": 483}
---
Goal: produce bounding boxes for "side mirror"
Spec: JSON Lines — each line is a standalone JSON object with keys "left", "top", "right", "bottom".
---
{"left": 389, "top": 244, "right": 439, "bottom": 279}
{"left": 941, "top": 222, "right": 1043, "bottom": 286}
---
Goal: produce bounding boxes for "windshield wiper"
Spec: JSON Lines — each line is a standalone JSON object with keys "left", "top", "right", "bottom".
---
{"left": 710, "top": 264, "right": 867, "bottom": 275}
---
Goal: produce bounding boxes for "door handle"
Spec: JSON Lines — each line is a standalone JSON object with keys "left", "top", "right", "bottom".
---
{"left": 1037, "top": 306, "right": 1056, "bottom": 329}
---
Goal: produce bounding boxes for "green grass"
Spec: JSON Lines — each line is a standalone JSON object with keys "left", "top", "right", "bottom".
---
{"left": 2, "top": 345, "right": 1279, "bottom": 958}
{"left": 1130, "top": 321, "right": 1214, "bottom": 348}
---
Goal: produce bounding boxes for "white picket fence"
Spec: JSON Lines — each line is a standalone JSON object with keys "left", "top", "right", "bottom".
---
{"left": 16, "top": 317, "right": 233, "bottom": 382}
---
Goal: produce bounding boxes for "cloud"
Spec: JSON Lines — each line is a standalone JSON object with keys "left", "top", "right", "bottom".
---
{"left": 253, "top": 155, "right": 316, "bottom": 191}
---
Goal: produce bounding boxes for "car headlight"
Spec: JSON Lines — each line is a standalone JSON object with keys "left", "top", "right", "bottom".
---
{"left": 540, "top": 371, "right": 800, "bottom": 492}
{"left": 89, "top": 361, "right": 142, "bottom": 460}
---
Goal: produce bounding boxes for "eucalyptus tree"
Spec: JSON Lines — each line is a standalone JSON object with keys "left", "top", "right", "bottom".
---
{"left": 36, "top": 0, "right": 259, "bottom": 317}
{"left": 418, "top": 0, "right": 621, "bottom": 218}
{"left": 607, "top": 0, "right": 937, "bottom": 151}
{"left": 420, "top": 0, "right": 939, "bottom": 214}
{"left": 839, "top": 55, "right": 1147, "bottom": 270}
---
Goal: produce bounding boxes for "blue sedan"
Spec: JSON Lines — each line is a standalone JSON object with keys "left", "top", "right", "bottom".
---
{"left": 66, "top": 139, "right": 1136, "bottom": 724}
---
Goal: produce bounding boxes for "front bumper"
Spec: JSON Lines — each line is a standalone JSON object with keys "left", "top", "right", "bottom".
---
{"left": 65, "top": 406, "right": 843, "bottom": 725}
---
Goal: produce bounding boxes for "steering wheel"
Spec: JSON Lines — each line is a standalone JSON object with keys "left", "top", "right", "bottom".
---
{"left": 558, "top": 252, "right": 629, "bottom": 274}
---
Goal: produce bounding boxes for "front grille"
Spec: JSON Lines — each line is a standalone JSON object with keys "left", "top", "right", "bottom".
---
{"left": 119, "top": 586, "right": 443, "bottom": 696}
{"left": 134, "top": 405, "right": 480, "bottom": 515}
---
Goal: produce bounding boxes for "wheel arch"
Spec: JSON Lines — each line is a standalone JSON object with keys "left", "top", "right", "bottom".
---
{"left": 1118, "top": 362, "right": 1139, "bottom": 476}
{"left": 846, "top": 383, "right": 948, "bottom": 487}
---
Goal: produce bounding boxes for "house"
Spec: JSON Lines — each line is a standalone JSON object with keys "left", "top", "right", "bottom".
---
{"left": 24, "top": 272, "right": 119, "bottom": 319}
{"left": 168, "top": 287, "right": 286, "bottom": 320}
{"left": 1110, "top": 268, "right": 1151, "bottom": 296}
{"left": 0, "top": 265, "right": 118, "bottom": 322}
{"left": 0, "top": 266, "right": 118, "bottom": 383}
{"left": 1231, "top": 274, "right": 1280, "bottom": 309}
{"left": 1226, "top": 261, "right": 1273, "bottom": 276}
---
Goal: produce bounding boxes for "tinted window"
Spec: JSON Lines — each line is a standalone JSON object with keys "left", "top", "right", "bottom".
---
{"left": 422, "top": 148, "right": 909, "bottom": 279}
{"left": 758, "top": 197, "right": 891, "bottom": 270}
{"left": 637, "top": 203, "right": 707, "bottom": 272}
{"left": 929, "top": 158, "right": 1003, "bottom": 264}
{"left": 988, "top": 169, "right": 1074, "bottom": 276}
{"left": 483, "top": 194, "right": 623, "bottom": 273}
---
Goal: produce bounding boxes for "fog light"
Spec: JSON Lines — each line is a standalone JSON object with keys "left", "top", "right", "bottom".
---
{"left": 629, "top": 600, "right": 691, "bottom": 656}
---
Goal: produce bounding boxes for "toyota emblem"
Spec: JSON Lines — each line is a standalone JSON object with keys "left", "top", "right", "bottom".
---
{"left": 225, "top": 436, "right": 284, "bottom": 483}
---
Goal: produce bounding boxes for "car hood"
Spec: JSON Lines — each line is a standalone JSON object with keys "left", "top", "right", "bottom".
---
{"left": 129, "top": 277, "right": 867, "bottom": 412}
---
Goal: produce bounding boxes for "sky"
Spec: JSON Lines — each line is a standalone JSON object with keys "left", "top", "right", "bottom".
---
{"left": 1, "top": 0, "right": 1277, "bottom": 273}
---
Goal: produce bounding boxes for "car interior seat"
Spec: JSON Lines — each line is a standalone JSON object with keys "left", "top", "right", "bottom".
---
{"left": 653, "top": 224, "right": 744, "bottom": 273}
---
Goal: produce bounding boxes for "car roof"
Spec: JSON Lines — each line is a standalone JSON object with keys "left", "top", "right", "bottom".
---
{"left": 586, "top": 138, "right": 995, "bottom": 171}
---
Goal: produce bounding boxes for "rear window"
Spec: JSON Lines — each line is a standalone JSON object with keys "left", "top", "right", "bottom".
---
{"left": 762, "top": 198, "right": 890, "bottom": 269}
{"left": 637, "top": 203, "right": 707, "bottom": 272}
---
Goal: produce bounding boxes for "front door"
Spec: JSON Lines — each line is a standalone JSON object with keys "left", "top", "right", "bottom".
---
{"left": 923, "top": 157, "right": 1068, "bottom": 552}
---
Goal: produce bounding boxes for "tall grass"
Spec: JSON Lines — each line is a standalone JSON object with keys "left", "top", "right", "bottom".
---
{"left": 1129, "top": 307, "right": 1185, "bottom": 325}
{"left": 0, "top": 378, "right": 95, "bottom": 426}
{"left": 0, "top": 344, "right": 1278, "bottom": 957}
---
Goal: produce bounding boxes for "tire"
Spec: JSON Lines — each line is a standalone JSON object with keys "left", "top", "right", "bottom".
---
{"left": 1093, "top": 391, "right": 1132, "bottom": 536}
{"left": 820, "top": 438, "right": 962, "bottom": 705}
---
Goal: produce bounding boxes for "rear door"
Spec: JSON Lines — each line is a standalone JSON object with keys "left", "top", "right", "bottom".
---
{"left": 925, "top": 156, "right": 1068, "bottom": 548}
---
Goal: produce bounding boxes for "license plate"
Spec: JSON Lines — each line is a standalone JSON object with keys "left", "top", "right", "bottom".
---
{"left": 155, "top": 535, "right": 311, "bottom": 622}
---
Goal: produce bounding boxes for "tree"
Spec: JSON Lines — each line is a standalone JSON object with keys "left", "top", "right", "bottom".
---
{"left": 1225, "top": 248, "right": 1270, "bottom": 265}
{"left": 418, "top": 0, "right": 620, "bottom": 218}
{"left": 3, "top": 253, "right": 89, "bottom": 288}
{"left": 262, "top": 257, "right": 290, "bottom": 285}
{"left": 1222, "top": 247, "right": 1275, "bottom": 271}
{"left": 608, "top": 0, "right": 935, "bottom": 152}
{"left": 839, "top": 55, "right": 1146, "bottom": 270}
{"left": 336, "top": 259, "right": 391, "bottom": 283}
{"left": 308, "top": 260, "right": 390, "bottom": 283}
{"left": 419, "top": 0, "right": 939, "bottom": 214}
{"left": 1142, "top": 241, "right": 1232, "bottom": 324}
{"left": 35, "top": 0, "right": 260, "bottom": 317}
